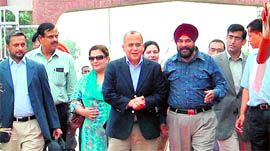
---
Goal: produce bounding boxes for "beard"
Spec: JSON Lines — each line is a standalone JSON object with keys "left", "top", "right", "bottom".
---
{"left": 177, "top": 46, "right": 196, "bottom": 58}
{"left": 10, "top": 52, "right": 25, "bottom": 61}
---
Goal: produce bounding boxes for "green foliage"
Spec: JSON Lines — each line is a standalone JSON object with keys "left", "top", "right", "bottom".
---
{"left": 1, "top": 10, "right": 35, "bottom": 51}
{"left": 1, "top": 10, "right": 32, "bottom": 24}
{"left": 61, "top": 39, "right": 81, "bottom": 60}
{"left": 20, "top": 28, "right": 37, "bottom": 51}
{"left": 2, "top": 10, "right": 15, "bottom": 22}
{"left": 19, "top": 11, "right": 32, "bottom": 25}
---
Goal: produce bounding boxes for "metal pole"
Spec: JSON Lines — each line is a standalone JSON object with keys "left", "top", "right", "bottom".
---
{"left": 108, "top": 8, "right": 112, "bottom": 52}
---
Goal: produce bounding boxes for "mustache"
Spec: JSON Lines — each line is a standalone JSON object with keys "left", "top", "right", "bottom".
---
{"left": 51, "top": 41, "right": 58, "bottom": 45}
{"left": 179, "top": 46, "right": 193, "bottom": 51}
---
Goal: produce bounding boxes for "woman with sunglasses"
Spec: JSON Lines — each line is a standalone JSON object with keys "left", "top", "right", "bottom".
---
{"left": 70, "top": 45, "right": 111, "bottom": 151}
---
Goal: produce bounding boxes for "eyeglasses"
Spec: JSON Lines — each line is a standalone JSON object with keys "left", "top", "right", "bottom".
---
{"left": 227, "top": 35, "right": 242, "bottom": 41}
{"left": 89, "top": 55, "right": 105, "bottom": 61}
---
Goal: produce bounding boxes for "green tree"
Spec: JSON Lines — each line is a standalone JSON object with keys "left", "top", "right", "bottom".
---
{"left": 61, "top": 39, "right": 81, "bottom": 60}
{"left": 19, "top": 11, "right": 36, "bottom": 51}
{"left": 1, "top": 10, "right": 36, "bottom": 51}
{"left": 1, "top": 10, "right": 16, "bottom": 55}
{"left": 21, "top": 28, "right": 36, "bottom": 51}
{"left": 2, "top": 10, "right": 15, "bottom": 22}
{"left": 19, "top": 11, "right": 32, "bottom": 25}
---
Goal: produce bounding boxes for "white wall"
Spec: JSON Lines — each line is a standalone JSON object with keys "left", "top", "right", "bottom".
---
{"left": 57, "top": 1, "right": 260, "bottom": 68}
{"left": 7, "top": 0, "right": 32, "bottom": 11}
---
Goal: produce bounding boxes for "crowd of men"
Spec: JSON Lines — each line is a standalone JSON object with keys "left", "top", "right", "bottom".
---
{"left": 0, "top": 16, "right": 269, "bottom": 151}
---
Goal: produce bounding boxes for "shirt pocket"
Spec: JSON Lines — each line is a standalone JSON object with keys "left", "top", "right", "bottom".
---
{"left": 54, "top": 68, "right": 66, "bottom": 86}
{"left": 168, "top": 69, "right": 180, "bottom": 82}
{"left": 194, "top": 71, "right": 209, "bottom": 81}
{"left": 193, "top": 71, "right": 211, "bottom": 89}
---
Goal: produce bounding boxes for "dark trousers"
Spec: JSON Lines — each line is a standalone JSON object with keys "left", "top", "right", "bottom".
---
{"left": 56, "top": 103, "right": 77, "bottom": 151}
{"left": 56, "top": 103, "right": 69, "bottom": 141}
{"left": 248, "top": 107, "right": 270, "bottom": 151}
{"left": 79, "top": 126, "right": 82, "bottom": 151}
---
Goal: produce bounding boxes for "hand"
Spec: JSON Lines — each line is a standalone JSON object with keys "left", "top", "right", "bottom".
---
{"left": 83, "top": 107, "right": 99, "bottom": 120}
{"left": 160, "top": 123, "right": 168, "bottom": 137}
{"left": 0, "top": 128, "right": 12, "bottom": 135}
{"left": 235, "top": 114, "right": 245, "bottom": 134}
{"left": 262, "top": 0, "right": 270, "bottom": 38}
{"left": 128, "top": 96, "right": 145, "bottom": 110}
{"left": 204, "top": 90, "right": 215, "bottom": 103}
{"left": 53, "top": 128, "right": 62, "bottom": 140}
{"left": 133, "top": 96, "right": 145, "bottom": 110}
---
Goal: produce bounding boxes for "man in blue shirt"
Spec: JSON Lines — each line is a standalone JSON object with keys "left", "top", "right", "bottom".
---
{"left": 235, "top": 18, "right": 270, "bottom": 150}
{"left": 164, "top": 23, "right": 227, "bottom": 151}
{"left": 0, "top": 30, "right": 62, "bottom": 151}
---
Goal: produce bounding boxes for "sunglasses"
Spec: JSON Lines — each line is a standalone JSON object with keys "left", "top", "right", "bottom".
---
{"left": 89, "top": 55, "right": 105, "bottom": 61}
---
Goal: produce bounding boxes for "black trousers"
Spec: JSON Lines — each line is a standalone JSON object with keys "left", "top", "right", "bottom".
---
{"left": 56, "top": 103, "right": 70, "bottom": 141}
{"left": 56, "top": 103, "right": 78, "bottom": 151}
{"left": 79, "top": 126, "right": 82, "bottom": 151}
{"left": 248, "top": 107, "right": 270, "bottom": 151}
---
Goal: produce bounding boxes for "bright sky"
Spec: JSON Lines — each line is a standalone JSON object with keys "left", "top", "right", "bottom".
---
{"left": 56, "top": 1, "right": 260, "bottom": 68}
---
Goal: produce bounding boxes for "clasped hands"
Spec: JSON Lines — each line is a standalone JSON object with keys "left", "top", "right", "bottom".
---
{"left": 128, "top": 96, "right": 145, "bottom": 110}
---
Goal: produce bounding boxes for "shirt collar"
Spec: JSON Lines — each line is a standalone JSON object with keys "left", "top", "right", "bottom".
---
{"left": 226, "top": 50, "right": 243, "bottom": 61}
{"left": 38, "top": 46, "right": 60, "bottom": 58}
{"left": 9, "top": 56, "right": 26, "bottom": 65}
{"left": 125, "top": 56, "right": 144, "bottom": 66}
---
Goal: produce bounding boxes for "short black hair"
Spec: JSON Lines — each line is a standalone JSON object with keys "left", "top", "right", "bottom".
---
{"left": 208, "top": 39, "right": 225, "bottom": 50}
{"left": 6, "top": 30, "right": 26, "bottom": 45}
{"left": 81, "top": 66, "right": 89, "bottom": 71}
{"left": 247, "top": 19, "right": 262, "bottom": 32}
{"left": 227, "top": 24, "right": 247, "bottom": 40}
{"left": 37, "top": 22, "right": 55, "bottom": 37}
{"left": 32, "top": 32, "right": 39, "bottom": 42}
{"left": 143, "top": 41, "right": 160, "bottom": 54}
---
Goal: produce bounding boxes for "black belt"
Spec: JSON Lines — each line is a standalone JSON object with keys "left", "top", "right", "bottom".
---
{"left": 250, "top": 103, "right": 270, "bottom": 110}
{"left": 13, "top": 115, "right": 35, "bottom": 122}
{"left": 170, "top": 106, "right": 212, "bottom": 115}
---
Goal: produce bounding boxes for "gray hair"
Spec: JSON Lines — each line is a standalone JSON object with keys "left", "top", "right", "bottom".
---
{"left": 123, "top": 31, "right": 143, "bottom": 44}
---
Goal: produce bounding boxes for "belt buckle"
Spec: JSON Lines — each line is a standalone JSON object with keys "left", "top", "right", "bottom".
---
{"left": 15, "top": 117, "right": 22, "bottom": 122}
{"left": 187, "top": 109, "right": 195, "bottom": 115}
{"left": 201, "top": 107, "right": 205, "bottom": 112}
{"left": 260, "top": 104, "right": 269, "bottom": 110}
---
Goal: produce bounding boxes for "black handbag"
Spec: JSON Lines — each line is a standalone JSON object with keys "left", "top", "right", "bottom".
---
{"left": 44, "top": 137, "right": 66, "bottom": 151}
